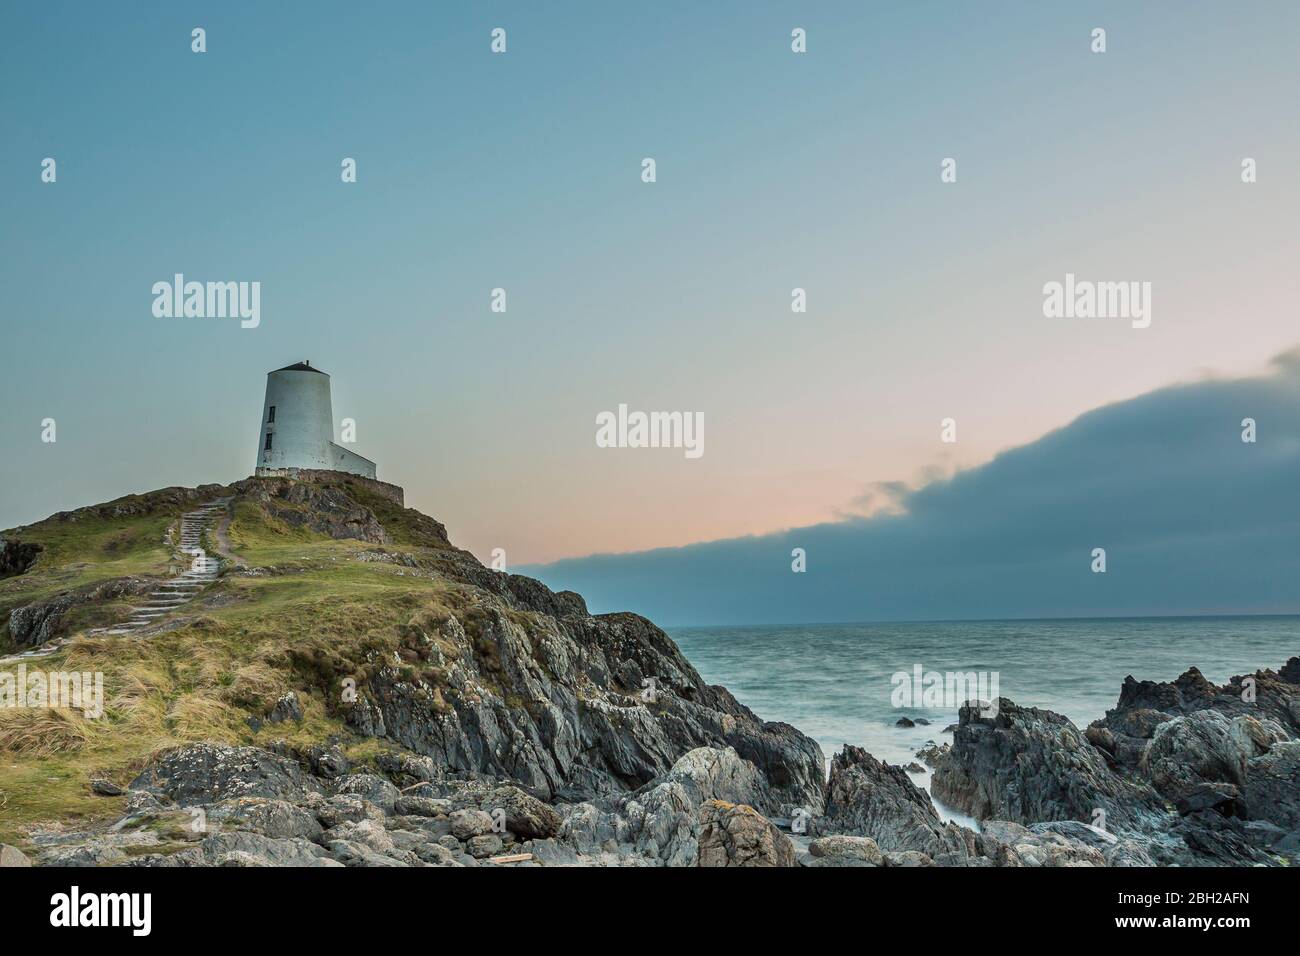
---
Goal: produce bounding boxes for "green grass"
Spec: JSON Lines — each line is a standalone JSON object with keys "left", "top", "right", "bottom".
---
{"left": 0, "top": 491, "right": 473, "bottom": 849}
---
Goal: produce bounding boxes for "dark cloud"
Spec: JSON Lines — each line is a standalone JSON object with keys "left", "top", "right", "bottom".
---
{"left": 525, "top": 353, "right": 1300, "bottom": 626}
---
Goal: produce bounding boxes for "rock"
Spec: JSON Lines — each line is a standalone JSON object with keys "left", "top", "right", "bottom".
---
{"left": 808, "top": 835, "right": 884, "bottom": 866}
{"left": 467, "top": 834, "right": 503, "bottom": 858}
{"left": 375, "top": 751, "right": 437, "bottom": 786}
{"left": 1139, "top": 711, "right": 1254, "bottom": 802}
{"left": 216, "top": 851, "right": 274, "bottom": 867}
{"left": 315, "top": 794, "right": 385, "bottom": 828}
{"left": 208, "top": 797, "right": 323, "bottom": 840}
{"left": 823, "top": 745, "right": 981, "bottom": 862}
{"left": 394, "top": 796, "right": 451, "bottom": 818}
{"left": 322, "top": 819, "right": 393, "bottom": 853}
{"left": 933, "top": 699, "right": 1165, "bottom": 833}
{"left": 268, "top": 692, "right": 303, "bottom": 724}
{"left": 914, "top": 741, "right": 949, "bottom": 770}
{"left": 697, "top": 801, "right": 795, "bottom": 867}
{"left": 1243, "top": 740, "right": 1300, "bottom": 830}
{"left": 0, "top": 845, "right": 32, "bottom": 867}
{"left": 914, "top": 718, "right": 931, "bottom": 726}
{"left": 903, "top": 762, "right": 925, "bottom": 774}
{"left": 523, "top": 838, "right": 583, "bottom": 867}
{"left": 303, "top": 745, "right": 349, "bottom": 780}
{"left": 1173, "top": 782, "right": 1245, "bottom": 818}
{"left": 131, "top": 743, "right": 323, "bottom": 806}
{"left": 334, "top": 578, "right": 825, "bottom": 812}
{"left": 1089, "top": 660, "right": 1300, "bottom": 769}
{"left": 449, "top": 809, "right": 495, "bottom": 840}
{"left": 980, "top": 821, "right": 1105, "bottom": 867}
{"left": 6, "top": 576, "right": 152, "bottom": 648}
{"left": 883, "top": 850, "right": 934, "bottom": 867}
{"left": 91, "top": 779, "right": 125, "bottom": 797}
{"left": 41, "top": 844, "right": 128, "bottom": 867}
{"left": 199, "top": 831, "right": 335, "bottom": 867}
{"left": 895, "top": 717, "right": 915, "bottom": 728}
{"left": 334, "top": 773, "right": 400, "bottom": 814}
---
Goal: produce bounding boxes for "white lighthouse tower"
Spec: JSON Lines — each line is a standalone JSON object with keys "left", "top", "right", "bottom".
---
{"left": 254, "top": 361, "right": 377, "bottom": 479}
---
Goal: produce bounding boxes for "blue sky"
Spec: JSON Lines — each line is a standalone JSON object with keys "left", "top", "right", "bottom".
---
{"left": 3, "top": 3, "right": 1299, "bottom": 608}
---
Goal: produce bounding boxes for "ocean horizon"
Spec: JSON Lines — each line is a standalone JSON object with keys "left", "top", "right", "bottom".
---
{"left": 670, "top": 614, "right": 1300, "bottom": 821}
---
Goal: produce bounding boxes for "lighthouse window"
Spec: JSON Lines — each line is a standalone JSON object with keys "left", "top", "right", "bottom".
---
{"left": 268, "top": 406, "right": 276, "bottom": 423}
{"left": 264, "top": 432, "right": 273, "bottom": 451}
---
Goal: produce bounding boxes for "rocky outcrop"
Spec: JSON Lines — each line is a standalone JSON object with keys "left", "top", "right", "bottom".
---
{"left": 341, "top": 597, "right": 824, "bottom": 813}
{"left": 6, "top": 576, "right": 154, "bottom": 648}
{"left": 0, "top": 539, "right": 42, "bottom": 578}
{"left": 697, "top": 801, "right": 795, "bottom": 867}
{"left": 237, "top": 479, "right": 391, "bottom": 544}
{"left": 933, "top": 698, "right": 1167, "bottom": 833}
{"left": 822, "top": 745, "right": 983, "bottom": 864}
{"left": 1087, "top": 661, "right": 1300, "bottom": 770}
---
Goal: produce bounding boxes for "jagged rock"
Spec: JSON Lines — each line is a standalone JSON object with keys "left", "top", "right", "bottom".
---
{"left": 7, "top": 576, "right": 152, "bottom": 647}
{"left": 347, "top": 595, "right": 823, "bottom": 811}
{"left": 914, "top": 741, "right": 949, "bottom": 770}
{"left": 268, "top": 692, "right": 303, "bottom": 724}
{"left": 1174, "top": 782, "right": 1245, "bottom": 818}
{"left": 1243, "top": 740, "right": 1300, "bottom": 830}
{"left": 1089, "top": 660, "right": 1300, "bottom": 770}
{"left": 0, "top": 538, "right": 42, "bottom": 578}
{"left": 302, "top": 745, "right": 349, "bottom": 780}
{"left": 1140, "top": 711, "right": 1253, "bottom": 800}
{"left": 697, "top": 801, "right": 795, "bottom": 867}
{"left": 979, "top": 821, "right": 1107, "bottom": 867}
{"left": 412, "top": 781, "right": 561, "bottom": 839}
{"left": 554, "top": 746, "right": 774, "bottom": 866}
{"left": 823, "top": 745, "right": 982, "bottom": 863}
{"left": 334, "top": 774, "right": 400, "bottom": 813}
{"left": 808, "top": 835, "right": 884, "bottom": 866}
{"left": 0, "top": 845, "right": 32, "bottom": 867}
{"left": 934, "top": 699, "right": 1166, "bottom": 833}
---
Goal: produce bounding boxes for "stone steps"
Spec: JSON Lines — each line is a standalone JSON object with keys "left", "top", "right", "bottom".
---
{"left": 83, "top": 497, "right": 233, "bottom": 639}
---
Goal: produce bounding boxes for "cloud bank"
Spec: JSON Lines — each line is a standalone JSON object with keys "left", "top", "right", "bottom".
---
{"left": 525, "top": 351, "right": 1300, "bottom": 626}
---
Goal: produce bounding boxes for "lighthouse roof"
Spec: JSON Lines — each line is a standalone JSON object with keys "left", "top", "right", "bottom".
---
{"left": 275, "top": 361, "right": 325, "bottom": 374}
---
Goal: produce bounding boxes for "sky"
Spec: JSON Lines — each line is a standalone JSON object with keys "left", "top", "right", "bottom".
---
{"left": 3, "top": 3, "right": 1299, "bottom": 595}
{"left": 528, "top": 350, "right": 1300, "bottom": 625}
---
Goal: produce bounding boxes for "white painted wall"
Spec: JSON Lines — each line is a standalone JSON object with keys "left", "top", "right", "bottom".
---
{"left": 254, "top": 367, "right": 376, "bottom": 478}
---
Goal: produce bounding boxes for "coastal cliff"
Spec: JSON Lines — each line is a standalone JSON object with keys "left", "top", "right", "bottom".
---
{"left": 0, "top": 477, "right": 1296, "bottom": 867}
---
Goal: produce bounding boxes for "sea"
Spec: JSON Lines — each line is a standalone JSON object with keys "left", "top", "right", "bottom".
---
{"left": 669, "top": 616, "right": 1300, "bottom": 824}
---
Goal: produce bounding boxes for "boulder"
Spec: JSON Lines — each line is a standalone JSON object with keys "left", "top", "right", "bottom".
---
{"left": 0, "top": 845, "right": 32, "bottom": 867}
{"left": 696, "top": 801, "right": 795, "bottom": 867}
{"left": 808, "top": 835, "right": 884, "bottom": 866}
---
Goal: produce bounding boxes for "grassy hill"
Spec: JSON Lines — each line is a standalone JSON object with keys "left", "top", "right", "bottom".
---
{"left": 0, "top": 477, "right": 480, "bottom": 845}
